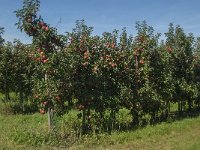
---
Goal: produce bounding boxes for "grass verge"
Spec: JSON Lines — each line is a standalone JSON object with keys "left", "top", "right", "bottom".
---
{"left": 0, "top": 113, "right": 200, "bottom": 150}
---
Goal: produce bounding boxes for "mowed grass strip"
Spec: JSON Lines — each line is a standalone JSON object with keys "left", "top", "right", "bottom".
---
{"left": 70, "top": 116, "right": 200, "bottom": 150}
{"left": 0, "top": 114, "right": 200, "bottom": 150}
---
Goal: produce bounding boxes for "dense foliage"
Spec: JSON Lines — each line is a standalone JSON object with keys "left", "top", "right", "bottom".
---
{"left": 1, "top": 0, "right": 200, "bottom": 134}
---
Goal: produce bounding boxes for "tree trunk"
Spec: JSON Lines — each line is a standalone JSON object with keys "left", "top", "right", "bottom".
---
{"left": 19, "top": 90, "right": 24, "bottom": 112}
{"left": 4, "top": 68, "right": 10, "bottom": 102}
{"left": 178, "top": 99, "right": 183, "bottom": 116}
{"left": 131, "top": 108, "right": 139, "bottom": 126}
{"left": 19, "top": 80, "right": 25, "bottom": 112}
{"left": 188, "top": 99, "right": 192, "bottom": 112}
{"left": 108, "top": 109, "right": 115, "bottom": 134}
{"left": 166, "top": 100, "right": 170, "bottom": 118}
{"left": 45, "top": 73, "right": 52, "bottom": 132}
{"left": 87, "top": 106, "right": 91, "bottom": 130}
{"left": 82, "top": 108, "right": 86, "bottom": 134}
{"left": 47, "top": 108, "right": 53, "bottom": 132}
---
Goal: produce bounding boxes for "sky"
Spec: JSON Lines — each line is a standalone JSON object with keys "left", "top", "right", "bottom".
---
{"left": 0, "top": 0, "right": 200, "bottom": 43}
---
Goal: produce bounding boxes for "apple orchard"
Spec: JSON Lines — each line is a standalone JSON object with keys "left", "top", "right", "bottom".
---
{"left": 1, "top": 0, "right": 200, "bottom": 134}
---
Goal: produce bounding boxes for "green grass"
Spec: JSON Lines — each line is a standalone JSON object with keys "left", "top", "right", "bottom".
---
{"left": 0, "top": 113, "right": 200, "bottom": 150}
{"left": 0, "top": 114, "right": 48, "bottom": 149}
{"left": 70, "top": 116, "right": 200, "bottom": 150}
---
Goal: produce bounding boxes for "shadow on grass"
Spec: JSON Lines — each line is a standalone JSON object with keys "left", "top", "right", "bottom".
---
{"left": 114, "top": 107, "right": 200, "bottom": 134}
{"left": 168, "top": 107, "right": 200, "bottom": 121}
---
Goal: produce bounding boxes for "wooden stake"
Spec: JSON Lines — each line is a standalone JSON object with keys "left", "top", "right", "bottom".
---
{"left": 48, "top": 107, "right": 52, "bottom": 131}
{"left": 45, "top": 73, "right": 52, "bottom": 131}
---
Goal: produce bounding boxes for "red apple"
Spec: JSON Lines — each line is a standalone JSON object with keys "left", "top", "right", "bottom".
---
{"left": 43, "top": 101, "right": 48, "bottom": 106}
{"left": 34, "top": 95, "right": 39, "bottom": 99}
{"left": 139, "top": 59, "right": 144, "bottom": 65}
{"left": 83, "top": 51, "right": 89, "bottom": 60}
{"left": 111, "top": 43, "right": 115, "bottom": 49}
{"left": 82, "top": 62, "right": 88, "bottom": 67}
{"left": 42, "top": 26, "right": 46, "bottom": 30}
{"left": 39, "top": 22, "right": 45, "bottom": 27}
{"left": 41, "top": 54, "right": 46, "bottom": 59}
{"left": 32, "top": 27, "right": 37, "bottom": 31}
{"left": 40, "top": 109, "right": 45, "bottom": 114}
{"left": 167, "top": 47, "right": 172, "bottom": 53}
{"left": 45, "top": 26, "right": 49, "bottom": 32}
{"left": 55, "top": 96, "right": 61, "bottom": 101}
{"left": 43, "top": 59, "right": 48, "bottom": 63}
{"left": 40, "top": 51, "right": 44, "bottom": 55}
{"left": 112, "top": 63, "right": 117, "bottom": 68}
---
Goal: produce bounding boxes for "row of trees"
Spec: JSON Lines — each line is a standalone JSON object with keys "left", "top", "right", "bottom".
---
{"left": 1, "top": 0, "right": 200, "bottom": 133}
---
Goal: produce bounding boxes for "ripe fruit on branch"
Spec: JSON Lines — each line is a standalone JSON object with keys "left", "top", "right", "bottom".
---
{"left": 105, "top": 55, "right": 111, "bottom": 61}
{"left": 83, "top": 50, "right": 90, "bottom": 60}
{"left": 43, "top": 101, "right": 48, "bottom": 106}
{"left": 45, "top": 26, "right": 49, "bottom": 32}
{"left": 92, "top": 66, "right": 98, "bottom": 73}
{"left": 78, "top": 104, "right": 85, "bottom": 110}
{"left": 42, "top": 26, "right": 46, "bottom": 30}
{"left": 39, "top": 22, "right": 45, "bottom": 27}
{"left": 111, "top": 63, "right": 117, "bottom": 68}
{"left": 40, "top": 51, "right": 44, "bottom": 55}
{"left": 41, "top": 54, "right": 46, "bottom": 59}
{"left": 32, "top": 27, "right": 37, "bottom": 31}
{"left": 34, "top": 95, "right": 39, "bottom": 99}
{"left": 55, "top": 96, "right": 61, "bottom": 102}
{"left": 106, "top": 44, "right": 110, "bottom": 48}
{"left": 40, "top": 109, "right": 45, "bottom": 114}
{"left": 111, "top": 43, "right": 115, "bottom": 49}
{"left": 139, "top": 59, "right": 144, "bottom": 65}
{"left": 109, "top": 62, "right": 117, "bottom": 68}
{"left": 167, "top": 47, "right": 172, "bottom": 53}
{"left": 43, "top": 58, "right": 48, "bottom": 63}
{"left": 82, "top": 62, "right": 89, "bottom": 67}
